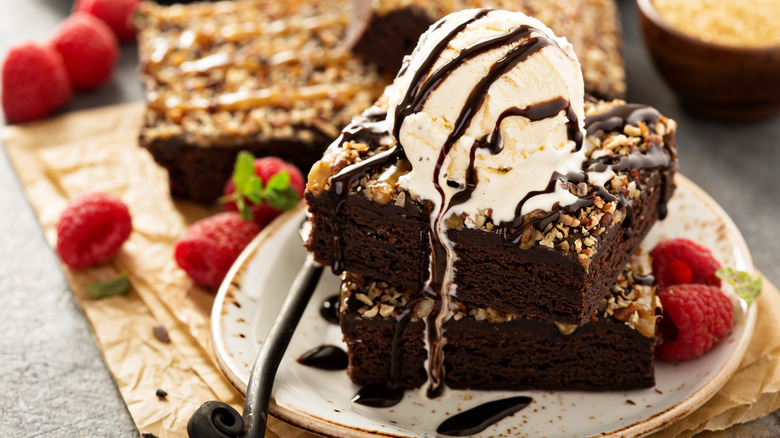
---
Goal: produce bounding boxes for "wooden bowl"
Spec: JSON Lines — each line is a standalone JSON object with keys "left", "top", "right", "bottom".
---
{"left": 637, "top": 0, "right": 780, "bottom": 120}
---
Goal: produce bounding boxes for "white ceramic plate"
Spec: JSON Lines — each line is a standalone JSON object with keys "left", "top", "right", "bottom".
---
{"left": 212, "top": 174, "right": 757, "bottom": 438}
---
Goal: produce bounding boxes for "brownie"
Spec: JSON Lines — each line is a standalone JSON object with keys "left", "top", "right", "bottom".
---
{"left": 346, "top": 0, "right": 626, "bottom": 100}
{"left": 339, "top": 249, "right": 660, "bottom": 391}
{"left": 305, "top": 99, "right": 678, "bottom": 325}
{"left": 134, "top": 0, "right": 388, "bottom": 202}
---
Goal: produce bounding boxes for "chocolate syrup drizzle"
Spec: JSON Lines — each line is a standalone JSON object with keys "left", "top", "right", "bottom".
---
{"left": 321, "top": 9, "right": 674, "bottom": 410}
{"left": 391, "top": 15, "right": 570, "bottom": 399}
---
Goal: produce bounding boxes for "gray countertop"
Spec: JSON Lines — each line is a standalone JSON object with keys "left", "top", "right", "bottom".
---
{"left": 0, "top": 0, "right": 778, "bottom": 437}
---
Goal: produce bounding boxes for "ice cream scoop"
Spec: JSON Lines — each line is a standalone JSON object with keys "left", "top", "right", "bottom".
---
{"left": 386, "top": 8, "right": 588, "bottom": 225}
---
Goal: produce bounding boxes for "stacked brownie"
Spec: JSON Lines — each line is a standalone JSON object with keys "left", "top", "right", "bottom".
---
{"left": 305, "top": 95, "right": 678, "bottom": 391}
{"left": 135, "top": 0, "right": 625, "bottom": 203}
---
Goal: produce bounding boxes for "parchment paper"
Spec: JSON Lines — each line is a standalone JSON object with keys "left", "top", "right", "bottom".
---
{"left": 3, "top": 102, "right": 780, "bottom": 438}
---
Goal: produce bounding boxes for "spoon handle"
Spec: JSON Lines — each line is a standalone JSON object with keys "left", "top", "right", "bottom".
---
{"left": 187, "top": 254, "right": 323, "bottom": 438}
{"left": 243, "top": 254, "right": 323, "bottom": 438}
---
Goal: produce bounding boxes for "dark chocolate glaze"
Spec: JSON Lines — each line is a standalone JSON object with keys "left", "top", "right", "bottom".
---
{"left": 319, "top": 294, "right": 340, "bottom": 325}
{"left": 296, "top": 345, "right": 348, "bottom": 370}
{"left": 436, "top": 396, "right": 533, "bottom": 436}
{"left": 585, "top": 103, "right": 661, "bottom": 136}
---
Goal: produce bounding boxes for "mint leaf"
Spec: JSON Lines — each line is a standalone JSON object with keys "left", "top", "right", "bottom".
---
{"left": 85, "top": 272, "right": 130, "bottom": 299}
{"left": 264, "top": 186, "right": 299, "bottom": 211}
{"left": 222, "top": 152, "right": 300, "bottom": 219}
{"left": 233, "top": 151, "right": 256, "bottom": 193}
{"left": 266, "top": 171, "right": 290, "bottom": 192}
{"left": 716, "top": 267, "right": 762, "bottom": 305}
{"left": 264, "top": 171, "right": 299, "bottom": 210}
{"left": 244, "top": 176, "right": 264, "bottom": 204}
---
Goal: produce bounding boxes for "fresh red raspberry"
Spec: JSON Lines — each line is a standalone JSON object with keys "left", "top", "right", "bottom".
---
{"left": 174, "top": 212, "right": 260, "bottom": 288}
{"left": 2, "top": 42, "right": 72, "bottom": 123}
{"left": 73, "top": 0, "right": 140, "bottom": 41}
{"left": 56, "top": 192, "right": 132, "bottom": 270}
{"left": 51, "top": 13, "right": 118, "bottom": 90}
{"left": 650, "top": 238, "right": 722, "bottom": 289}
{"left": 223, "top": 157, "right": 305, "bottom": 226}
{"left": 656, "top": 284, "right": 733, "bottom": 361}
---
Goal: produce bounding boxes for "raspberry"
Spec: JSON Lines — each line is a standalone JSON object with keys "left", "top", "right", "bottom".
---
{"left": 56, "top": 192, "right": 132, "bottom": 270}
{"left": 2, "top": 42, "right": 72, "bottom": 123}
{"left": 73, "top": 0, "right": 140, "bottom": 41}
{"left": 223, "top": 157, "right": 305, "bottom": 226}
{"left": 51, "top": 13, "right": 118, "bottom": 90}
{"left": 655, "top": 284, "right": 733, "bottom": 361}
{"left": 174, "top": 212, "right": 260, "bottom": 288}
{"left": 650, "top": 238, "right": 722, "bottom": 289}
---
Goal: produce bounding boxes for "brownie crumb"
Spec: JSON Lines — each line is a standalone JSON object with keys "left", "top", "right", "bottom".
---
{"left": 155, "top": 389, "right": 168, "bottom": 399}
{"left": 626, "top": 399, "right": 636, "bottom": 405}
{"left": 153, "top": 323, "right": 171, "bottom": 344}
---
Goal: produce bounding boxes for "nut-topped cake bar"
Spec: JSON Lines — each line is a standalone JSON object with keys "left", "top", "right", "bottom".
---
{"left": 134, "top": 0, "right": 387, "bottom": 202}
{"left": 305, "top": 97, "right": 678, "bottom": 325}
{"left": 347, "top": 0, "right": 626, "bottom": 100}
{"left": 340, "top": 249, "right": 660, "bottom": 391}
{"left": 302, "top": 7, "right": 677, "bottom": 403}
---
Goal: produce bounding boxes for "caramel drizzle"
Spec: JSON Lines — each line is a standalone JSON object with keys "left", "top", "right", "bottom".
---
{"left": 173, "top": 49, "right": 353, "bottom": 74}
{"left": 147, "top": 82, "right": 384, "bottom": 112}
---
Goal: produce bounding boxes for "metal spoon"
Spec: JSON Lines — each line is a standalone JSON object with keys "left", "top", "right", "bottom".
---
{"left": 188, "top": 220, "right": 323, "bottom": 438}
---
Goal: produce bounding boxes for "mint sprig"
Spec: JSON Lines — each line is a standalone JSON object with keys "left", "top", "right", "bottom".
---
{"left": 716, "top": 267, "right": 762, "bottom": 305}
{"left": 85, "top": 272, "right": 130, "bottom": 299}
{"left": 220, "top": 151, "right": 300, "bottom": 221}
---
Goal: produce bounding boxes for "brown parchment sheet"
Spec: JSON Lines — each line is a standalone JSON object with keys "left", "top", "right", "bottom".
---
{"left": 3, "top": 102, "right": 780, "bottom": 438}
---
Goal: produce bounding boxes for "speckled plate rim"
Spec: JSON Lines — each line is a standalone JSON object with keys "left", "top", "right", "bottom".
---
{"left": 211, "top": 174, "right": 758, "bottom": 438}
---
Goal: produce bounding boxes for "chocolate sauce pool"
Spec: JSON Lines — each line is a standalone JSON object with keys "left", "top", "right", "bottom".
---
{"left": 319, "top": 294, "right": 340, "bottom": 324}
{"left": 436, "top": 396, "right": 533, "bottom": 436}
{"left": 296, "top": 345, "right": 348, "bottom": 370}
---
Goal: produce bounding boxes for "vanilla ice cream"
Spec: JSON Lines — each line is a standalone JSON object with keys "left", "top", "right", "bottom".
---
{"left": 386, "top": 8, "right": 590, "bottom": 225}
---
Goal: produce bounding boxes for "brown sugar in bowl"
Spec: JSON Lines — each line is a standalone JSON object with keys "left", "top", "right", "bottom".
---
{"left": 637, "top": 0, "right": 780, "bottom": 120}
